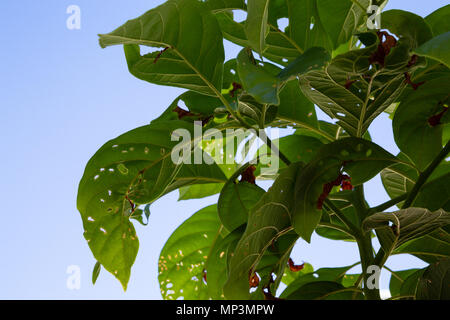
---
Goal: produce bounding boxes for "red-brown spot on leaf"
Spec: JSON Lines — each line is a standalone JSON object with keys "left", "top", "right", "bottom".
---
{"left": 240, "top": 165, "right": 257, "bottom": 184}
{"left": 369, "top": 31, "right": 398, "bottom": 67}
{"left": 428, "top": 105, "right": 448, "bottom": 127}
{"left": 230, "top": 82, "right": 242, "bottom": 97}
{"left": 404, "top": 72, "right": 425, "bottom": 90}
{"left": 288, "top": 258, "right": 305, "bottom": 272}
{"left": 249, "top": 272, "right": 260, "bottom": 288}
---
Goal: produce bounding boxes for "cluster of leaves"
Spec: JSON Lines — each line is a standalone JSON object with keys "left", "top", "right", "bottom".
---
{"left": 77, "top": 0, "right": 450, "bottom": 300}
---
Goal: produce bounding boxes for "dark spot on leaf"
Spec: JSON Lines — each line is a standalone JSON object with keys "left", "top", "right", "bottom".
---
{"left": 229, "top": 82, "right": 242, "bottom": 97}
{"left": 428, "top": 104, "right": 448, "bottom": 127}
{"left": 288, "top": 258, "right": 305, "bottom": 272}
{"left": 249, "top": 272, "right": 260, "bottom": 288}
{"left": 369, "top": 31, "right": 397, "bottom": 67}
{"left": 317, "top": 173, "right": 352, "bottom": 209}
{"left": 404, "top": 72, "right": 425, "bottom": 90}
{"left": 240, "top": 165, "right": 256, "bottom": 184}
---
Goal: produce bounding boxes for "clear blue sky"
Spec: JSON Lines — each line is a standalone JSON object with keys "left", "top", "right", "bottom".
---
{"left": 0, "top": 0, "right": 447, "bottom": 299}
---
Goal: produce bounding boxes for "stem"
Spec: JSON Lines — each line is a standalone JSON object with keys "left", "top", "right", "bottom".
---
{"left": 403, "top": 141, "right": 450, "bottom": 208}
{"left": 356, "top": 233, "right": 381, "bottom": 300}
{"left": 368, "top": 193, "right": 408, "bottom": 214}
{"left": 357, "top": 71, "right": 380, "bottom": 138}
{"left": 257, "top": 129, "right": 292, "bottom": 166}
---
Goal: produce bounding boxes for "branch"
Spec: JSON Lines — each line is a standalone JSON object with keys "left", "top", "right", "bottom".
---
{"left": 368, "top": 193, "right": 408, "bottom": 214}
{"left": 403, "top": 141, "right": 450, "bottom": 208}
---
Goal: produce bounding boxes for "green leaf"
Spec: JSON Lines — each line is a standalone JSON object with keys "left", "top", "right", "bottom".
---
{"left": 425, "top": 5, "right": 450, "bottom": 37}
{"left": 413, "top": 173, "right": 450, "bottom": 211}
{"left": 275, "top": 80, "right": 318, "bottom": 129}
{"left": 380, "top": 153, "right": 418, "bottom": 206}
{"left": 283, "top": 281, "right": 363, "bottom": 300}
{"left": 215, "top": 11, "right": 301, "bottom": 65}
{"left": 158, "top": 205, "right": 221, "bottom": 300}
{"left": 178, "top": 183, "right": 224, "bottom": 200}
{"left": 294, "top": 138, "right": 397, "bottom": 242}
{"left": 414, "top": 32, "right": 450, "bottom": 69}
{"left": 205, "top": 0, "right": 246, "bottom": 13}
{"left": 393, "top": 76, "right": 450, "bottom": 171}
{"left": 363, "top": 208, "right": 450, "bottom": 254}
{"left": 389, "top": 268, "right": 420, "bottom": 297}
{"left": 77, "top": 121, "right": 198, "bottom": 289}
{"left": 205, "top": 225, "right": 245, "bottom": 299}
{"left": 381, "top": 10, "right": 433, "bottom": 47}
{"left": 245, "top": 0, "right": 270, "bottom": 54}
{"left": 416, "top": 258, "right": 450, "bottom": 299}
{"left": 218, "top": 167, "right": 266, "bottom": 232}
{"left": 299, "top": 33, "right": 413, "bottom": 137}
{"left": 317, "top": 0, "right": 370, "bottom": 49}
{"left": 399, "top": 268, "right": 425, "bottom": 299}
{"left": 92, "top": 261, "right": 101, "bottom": 285}
{"left": 280, "top": 265, "right": 359, "bottom": 299}
{"left": 236, "top": 49, "right": 280, "bottom": 105}
{"left": 394, "top": 228, "right": 450, "bottom": 264}
{"left": 223, "top": 163, "right": 303, "bottom": 299}
{"left": 286, "top": 0, "right": 333, "bottom": 52}
{"left": 281, "top": 262, "right": 314, "bottom": 286}
{"left": 278, "top": 47, "right": 331, "bottom": 81}
{"left": 99, "top": 0, "right": 224, "bottom": 96}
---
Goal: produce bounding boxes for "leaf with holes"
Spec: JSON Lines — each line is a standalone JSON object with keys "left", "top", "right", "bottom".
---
{"left": 158, "top": 205, "right": 221, "bottom": 300}
{"left": 278, "top": 47, "right": 331, "bottom": 82}
{"left": 223, "top": 163, "right": 303, "bottom": 299}
{"left": 77, "top": 121, "right": 200, "bottom": 289}
{"left": 99, "top": 0, "right": 224, "bottom": 96}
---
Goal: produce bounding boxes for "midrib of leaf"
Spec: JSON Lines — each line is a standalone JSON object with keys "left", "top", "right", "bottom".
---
{"left": 357, "top": 71, "right": 380, "bottom": 137}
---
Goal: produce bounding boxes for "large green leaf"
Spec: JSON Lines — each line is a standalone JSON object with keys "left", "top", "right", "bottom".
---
{"left": 280, "top": 265, "right": 360, "bottom": 299}
{"left": 299, "top": 32, "right": 415, "bottom": 137}
{"left": 414, "top": 32, "right": 450, "bottom": 69}
{"left": 215, "top": 11, "right": 301, "bottom": 65}
{"left": 286, "top": 0, "right": 332, "bottom": 52}
{"left": 381, "top": 10, "right": 433, "bottom": 47}
{"left": 245, "top": 0, "right": 270, "bottom": 54}
{"left": 99, "top": 0, "right": 224, "bottom": 96}
{"left": 178, "top": 183, "right": 224, "bottom": 200}
{"left": 274, "top": 80, "right": 318, "bottom": 129}
{"left": 282, "top": 281, "right": 363, "bottom": 300}
{"left": 393, "top": 228, "right": 450, "bottom": 264}
{"left": 416, "top": 258, "right": 450, "bottom": 300}
{"left": 278, "top": 47, "right": 331, "bottom": 81}
{"left": 393, "top": 76, "right": 450, "bottom": 171}
{"left": 158, "top": 205, "right": 221, "bottom": 300}
{"left": 317, "top": 0, "right": 370, "bottom": 49}
{"left": 425, "top": 5, "right": 450, "bottom": 37}
{"left": 294, "top": 138, "right": 397, "bottom": 242}
{"left": 362, "top": 208, "right": 450, "bottom": 255}
{"left": 223, "top": 163, "right": 303, "bottom": 299}
{"left": 205, "top": 225, "right": 245, "bottom": 299}
{"left": 236, "top": 49, "right": 280, "bottom": 105}
{"left": 205, "top": 0, "right": 246, "bottom": 13}
{"left": 380, "top": 153, "right": 418, "bottom": 205}
{"left": 218, "top": 167, "right": 266, "bottom": 231}
{"left": 389, "top": 268, "right": 420, "bottom": 298}
{"left": 77, "top": 121, "right": 196, "bottom": 289}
